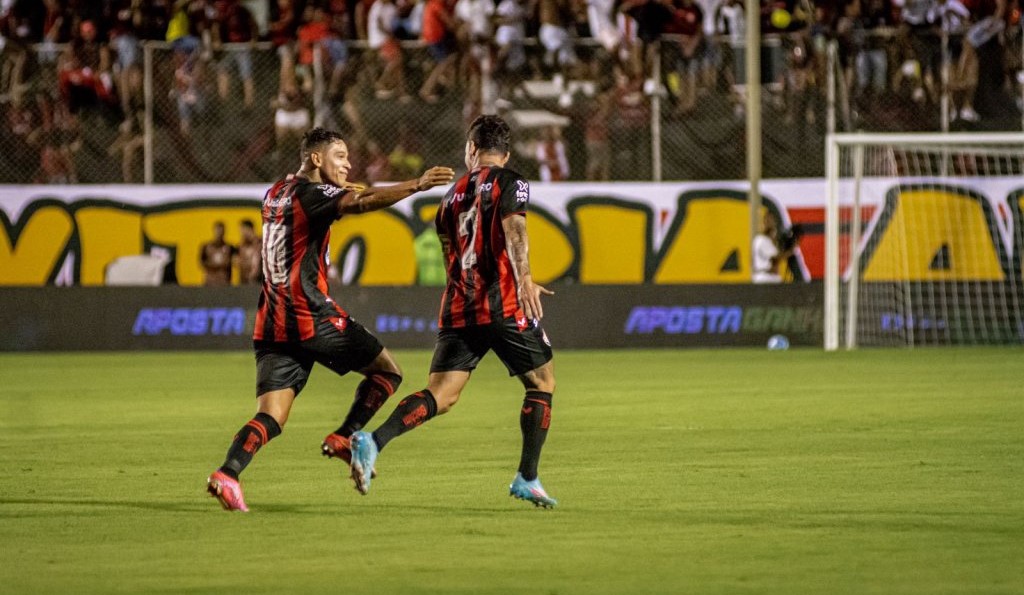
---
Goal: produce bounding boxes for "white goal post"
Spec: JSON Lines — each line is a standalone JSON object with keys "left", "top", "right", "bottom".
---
{"left": 824, "top": 133, "right": 1024, "bottom": 350}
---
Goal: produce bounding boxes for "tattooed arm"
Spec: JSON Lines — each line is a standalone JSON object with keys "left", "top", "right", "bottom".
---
{"left": 502, "top": 214, "right": 554, "bottom": 320}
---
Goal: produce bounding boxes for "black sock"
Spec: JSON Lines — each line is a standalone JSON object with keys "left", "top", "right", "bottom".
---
{"left": 371, "top": 389, "right": 438, "bottom": 451}
{"left": 218, "top": 412, "right": 282, "bottom": 479}
{"left": 518, "top": 390, "right": 552, "bottom": 481}
{"left": 335, "top": 372, "right": 401, "bottom": 437}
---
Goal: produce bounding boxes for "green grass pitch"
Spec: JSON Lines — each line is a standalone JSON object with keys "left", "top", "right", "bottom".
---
{"left": 1, "top": 348, "right": 1022, "bottom": 594}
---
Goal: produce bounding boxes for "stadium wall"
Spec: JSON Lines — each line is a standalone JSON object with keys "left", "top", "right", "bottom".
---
{"left": 2, "top": 180, "right": 1022, "bottom": 287}
{"left": 0, "top": 284, "right": 823, "bottom": 351}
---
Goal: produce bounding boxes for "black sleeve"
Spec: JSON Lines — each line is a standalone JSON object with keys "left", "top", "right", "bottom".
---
{"left": 296, "top": 182, "right": 352, "bottom": 222}
{"left": 498, "top": 171, "right": 529, "bottom": 218}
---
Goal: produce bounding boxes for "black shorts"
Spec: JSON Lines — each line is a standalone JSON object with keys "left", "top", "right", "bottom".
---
{"left": 430, "top": 317, "right": 553, "bottom": 377}
{"left": 254, "top": 316, "right": 383, "bottom": 396}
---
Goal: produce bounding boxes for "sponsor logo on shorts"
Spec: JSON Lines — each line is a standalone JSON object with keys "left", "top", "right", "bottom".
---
{"left": 329, "top": 316, "right": 348, "bottom": 332}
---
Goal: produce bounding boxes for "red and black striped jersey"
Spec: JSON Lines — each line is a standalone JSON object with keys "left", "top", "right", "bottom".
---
{"left": 253, "top": 177, "right": 351, "bottom": 342}
{"left": 435, "top": 166, "right": 530, "bottom": 328}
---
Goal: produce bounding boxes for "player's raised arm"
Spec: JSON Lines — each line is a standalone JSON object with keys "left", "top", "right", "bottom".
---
{"left": 502, "top": 214, "right": 554, "bottom": 321}
{"left": 337, "top": 166, "right": 455, "bottom": 215}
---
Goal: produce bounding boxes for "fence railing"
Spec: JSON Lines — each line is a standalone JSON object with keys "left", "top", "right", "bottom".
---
{"left": 1, "top": 29, "right": 1021, "bottom": 185}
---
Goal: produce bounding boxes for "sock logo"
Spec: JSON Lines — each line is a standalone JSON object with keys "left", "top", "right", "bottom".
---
{"left": 402, "top": 404, "right": 428, "bottom": 428}
{"left": 243, "top": 433, "right": 262, "bottom": 454}
{"left": 541, "top": 404, "right": 551, "bottom": 430}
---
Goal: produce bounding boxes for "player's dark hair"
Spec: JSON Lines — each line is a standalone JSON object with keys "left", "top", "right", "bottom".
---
{"left": 241, "top": 219, "right": 255, "bottom": 230}
{"left": 467, "top": 115, "right": 511, "bottom": 155}
{"left": 301, "top": 127, "right": 345, "bottom": 161}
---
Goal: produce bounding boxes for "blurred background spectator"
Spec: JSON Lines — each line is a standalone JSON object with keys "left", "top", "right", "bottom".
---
{"left": 2, "top": 0, "right": 1023, "bottom": 186}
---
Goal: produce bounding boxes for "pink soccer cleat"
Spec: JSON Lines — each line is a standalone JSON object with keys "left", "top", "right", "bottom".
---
{"left": 207, "top": 470, "right": 249, "bottom": 512}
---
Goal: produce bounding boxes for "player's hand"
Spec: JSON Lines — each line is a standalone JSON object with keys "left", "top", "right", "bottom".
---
{"left": 518, "top": 275, "right": 554, "bottom": 321}
{"left": 417, "top": 166, "right": 456, "bottom": 191}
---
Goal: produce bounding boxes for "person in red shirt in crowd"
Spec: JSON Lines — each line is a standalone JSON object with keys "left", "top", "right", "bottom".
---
{"left": 295, "top": 4, "right": 333, "bottom": 93}
{"left": 58, "top": 20, "right": 116, "bottom": 114}
{"left": 419, "top": 0, "right": 458, "bottom": 102}
{"left": 213, "top": 0, "right": 258, "bottom": 108}
{"left": 269, "top": 0, "right": 298, "bottom": 90}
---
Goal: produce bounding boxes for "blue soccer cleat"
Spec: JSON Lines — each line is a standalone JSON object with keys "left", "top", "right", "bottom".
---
{"left": 349, "top": 431, "right": 378, "bottom": 495}
{"left": 509, "top": 473, "right": 557, "bottom": 508}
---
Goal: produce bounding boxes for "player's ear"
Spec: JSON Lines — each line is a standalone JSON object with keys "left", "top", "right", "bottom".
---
{"left": 310, "top": 150, "right": 322, "bottom": 168}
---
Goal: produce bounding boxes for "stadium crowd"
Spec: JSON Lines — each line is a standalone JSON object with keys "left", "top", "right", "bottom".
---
{"left": 1, "top": 0, "right": 1021, "bottom": 184}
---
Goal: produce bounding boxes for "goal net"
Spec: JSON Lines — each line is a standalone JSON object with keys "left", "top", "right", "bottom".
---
{"left": 824, "top": 133, "right": 1024, "bottom": 350}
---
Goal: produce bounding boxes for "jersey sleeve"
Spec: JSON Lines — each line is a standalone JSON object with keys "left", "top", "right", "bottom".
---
{"left": 499, "top": 171, "right": 530, "bottom": 218}
{"left": 297, "top": 182, "right": 351, "bottom": 222}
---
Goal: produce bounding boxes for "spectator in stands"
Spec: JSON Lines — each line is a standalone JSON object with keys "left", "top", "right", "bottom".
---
{"left": 107, "top": 110, "right": 145, "bottom": 182}
{"left": 535, "top": 125, "right": 569, "bottom": 181}
{"left": 538, "top": 0, "right": 579, "bottom": 74}
{"left": 269, "top": 0, "right": 298, "bottom": 91}
{"left": 665, "top": 0, "right": 704, "bottom": 116}
{"left": 272, "top": 84, "right": 310, "bottom": 163}
{"left": 213, "top": 0, "right": 258, "bottom": 109}
{"left": 586, "top": 0, "right": 622, "bottom": 59}
{"left": 852, "top": 0, "right": 897, "bottom": 101}
{"left": 958, "top": 0, "right": 1009, "bottom": 123}
{"left": 494, "top": 0, "right": 527, "bottom": 75}
{"left": 166, "top": 0, "right": 209, "bottom": 57}
{"left": 200, "top": 221, "right": 236, "bottom": 286}
{"left": 610, "top": 63, "right": 649, "bottom": 179}
{"left": 134, "top": 0, "right": 173, "bottom": 41}
{"left": 110, "top": 2, "right": 143, "bottom": 117}
{"left": 419, "top": 0, "right": 458, "bottom": 102}
{"left": 368, "top": 0, "right": 412, "bottom": 100}
{"left": 454, "top": 0, "right": 494, "bottom": 101}
{"left": 295, "top": 4, "right": 332, "bottom": 93}
{"left": 172, "top": 40, "right": 206, "bottom": 136}
{"left": 59, "top": 20, "right": 116, "bottom": 115}
{"left": 235, "top": 219, "right": 262, "bottom": 284}
{"left": 38, "top": 0, "right": 66, "bottom": 64}
{"left": 929, "top": 0, "right": 972, "bottom": 120}
{"left": 894, "top": 0, "right": 939, "bottom": 103}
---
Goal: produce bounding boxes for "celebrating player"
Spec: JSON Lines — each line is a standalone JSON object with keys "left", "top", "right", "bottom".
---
{"left": 349, "top": 115, "right": 558, "bottom": 507}
{"left": 206, "top": 127, "right": 455, "bottom": 512}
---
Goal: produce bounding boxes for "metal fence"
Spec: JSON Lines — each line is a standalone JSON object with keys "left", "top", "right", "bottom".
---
{"left": 1, "top": 29, "right": 1022, "bottom": 185}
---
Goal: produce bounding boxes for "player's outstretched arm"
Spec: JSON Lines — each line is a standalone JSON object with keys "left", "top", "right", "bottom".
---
{"left": 502, "top": 214, "right": 554, "bottom": 321}
{"left": 337, "top": 166, "right": 455, "bottom": 215}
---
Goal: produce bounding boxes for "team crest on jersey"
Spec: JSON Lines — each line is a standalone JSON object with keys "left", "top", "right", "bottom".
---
{"left": 318, "top": 183, "right": 344, "bottom": 197}
{"left": 515, "top": 180, "right": 529, "bottom": 202}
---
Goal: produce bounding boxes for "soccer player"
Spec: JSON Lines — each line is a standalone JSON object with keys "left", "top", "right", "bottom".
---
{"left": 206, "top": 127, "right": 455, "bottom": 512}
{"left": 349, "top": 115, "right": 559, "bottom": 508}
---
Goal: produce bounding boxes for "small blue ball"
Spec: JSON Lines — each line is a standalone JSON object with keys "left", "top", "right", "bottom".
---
{"left": 767, "top": 335, "right": 790, "bottom": 350}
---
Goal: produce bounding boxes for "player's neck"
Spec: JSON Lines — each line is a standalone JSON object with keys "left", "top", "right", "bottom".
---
{"left": 473, "top": 156, "right": 506, "bottom": 170}
{"left": 296, "top": 167, "right": 321, "bottom": 183}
